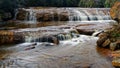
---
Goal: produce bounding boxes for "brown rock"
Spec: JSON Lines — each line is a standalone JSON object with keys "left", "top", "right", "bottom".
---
{"left": 110, "top": 2, "right": 120, "bottom": 23}
{"left": 43, "top": 13, "right": 53, "bottom": 21}
{"left": 59, "top": 12, "right": 69, "bottom": 21}
{"left": 110, "top": 40, "right": 120, "bottom": 51}
{"left": 102, "top": 39, "right": 111, "bottom": 47}
{"left": 110, "top": 42, "right": 117, "bottom": 51}
{"left": 16, "top": 9, "right": 28, "bottom": 20}
{"left": 97, "top": 36, "right": 108, "bottom": 47}
{"left": 116, "top": 39, "right": 120, "bottom": 45}
{"left": 98, "top": 32, "right": 108, "bottom": 38}
{"left": 111, "top": 51, "right": 120, "bottom": 67}
{"left": 0, "top": 31, "right": 25, "bottom": 44}
{"left": 76, "top": 29, "right": 94, "bottom": 35}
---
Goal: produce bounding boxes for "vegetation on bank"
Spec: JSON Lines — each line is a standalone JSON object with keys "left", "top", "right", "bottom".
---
{"left": 108, "top": 24, "right": 120, "bottom": 41}
{"left": 0, "top": 0, "right": 119, "bottom": 21}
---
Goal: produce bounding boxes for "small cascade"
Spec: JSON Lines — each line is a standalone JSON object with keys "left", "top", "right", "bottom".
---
{"left": 70, "top": 9, "right": 88, "bottom": 21}
{"left": 14, "top": 9, "right": 19, "bottom": 20}
{"left": 68, "top": 8, "right": 112, "bottom": 21}
{"left": 56, "top": 33, "right": 79, "bottom": 41}
{"left": 25, "top": 9, "right": 37, "bottom": 24}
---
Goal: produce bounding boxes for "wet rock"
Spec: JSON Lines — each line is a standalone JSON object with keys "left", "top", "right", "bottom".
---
{"left": 111, "top": 51, "right": 120, "bottom": 67}
{"left": 97, "top": 32, "right": 110, "bottom": 47}
{"left": 110, "top": 2, "right": 120, "bottom": 23}
{"left": 109, "top": 40, "right": 120, "bottom": 51}
{"left": 102, "top": 39, "right": 111, "bottom": 47}
{"left": 98, "top": 32, "right": 108, "bottom": 38}
{"left": 43, "top": 13, "right": 51, "bottom": 21}
{"left": 36, "top": 13, "right": 43, "bottom": 21}
{"left": 35, "top": 36, "right": 59, "bottom": 45}
{"left": 0, "top": 31, "right": 14, "bottom": 44}
{"left": 25, "top": 43, "right": 37, "bottom": 50}
{"left": 59, "top": 12, "right": 69, "bottom": 21}
{"left": 16, "top": 9, "right": 28, "bottom": 20}
{"left": 110, "top": 42, "right": 117, "bottom": 51}
{"left": 97, "top": 37, "right": 108, "bottom": 47}
{"left": 0, "top": 31, "right": 25, "bottom": 44}
{"left": 76, "top": 29, "right": 94, "bottom": 35}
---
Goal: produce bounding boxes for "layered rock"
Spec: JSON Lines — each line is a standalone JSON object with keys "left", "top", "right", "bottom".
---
{"left": 97, "top": 32, "right": 120, "bottom": 51}
{"left": 16, "top": 8, "right": 69, "bottom": 22}
{"left": 16, "top": 8, "right": 28, "bottom": 20}
{"left": 0, "top": 31, "right": 24, "bottom": 44}
{"left": 110, "top": 2, "right": 120, "bottom": 23}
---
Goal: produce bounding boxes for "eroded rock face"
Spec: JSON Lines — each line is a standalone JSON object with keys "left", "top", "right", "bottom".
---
{"left": 110, "top": 2, "right": 120, "bottom": 23}
{"left": 0, "top": 31, "right": 24, "bottom": 44}
{"left": 16, "top": 9, "right": 28, "bottom": 20}
{"left": 16, "top": 8, "right": 69, "bottom": 22}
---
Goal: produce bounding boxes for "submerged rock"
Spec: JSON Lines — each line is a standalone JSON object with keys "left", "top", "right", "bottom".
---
{"left": 35, "top": 36, "right": 59, "bottom": 45}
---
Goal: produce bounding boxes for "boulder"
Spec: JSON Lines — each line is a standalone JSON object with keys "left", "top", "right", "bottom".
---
{"left": 97, "top": 36, "right": 108, "bottom": 47}
{"left": 98, "top": 32, "right": 109, "bottom": 38}
{"left": 102, "top": 39, "right": 111, "bottom": 47}
{"left": 110, "top": 42, "right": 117, "bottom": 51}
{"left": 109, "top": 40, "right": 120, "bottom": 51}
{"left": 110, "top": 2, "right": 120, "bottom": 23}
{"left": 97, "top": 32, "right": 109, "bottom": 47}
{"left": 76, "top": 29, "right": 94, "bottom": 35}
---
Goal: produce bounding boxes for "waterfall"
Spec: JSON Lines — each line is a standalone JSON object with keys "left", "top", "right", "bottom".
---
{"left": 25, "top": 9, "right": 37, "bottom": 24}
{"left": 14, "top": 9, "right": 19, "bottom": 20}
{"left": 68, "top": 8, "right": 112, "bottom": 21}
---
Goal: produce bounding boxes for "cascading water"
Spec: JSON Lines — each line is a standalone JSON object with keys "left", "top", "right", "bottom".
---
{"left": 1, "top": 8, "right": 116, "bottom": 68}
{"left": 25, "top": 8, "right": 37, "bottom": 24}
{"left": 14, "top": 9, "right": 19, "bottom": 20}
{"left": 68, "top": 8, "right": 112, "bottom": 21}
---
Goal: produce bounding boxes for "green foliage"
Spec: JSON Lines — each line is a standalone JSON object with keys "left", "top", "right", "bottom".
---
{"left": 108, "top": 24, "right": 120, "bottom": 39}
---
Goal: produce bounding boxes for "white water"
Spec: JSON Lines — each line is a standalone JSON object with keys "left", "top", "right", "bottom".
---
{"left": 15, "top": 8, "right": 113, "bottom": 24}
{"left": 24, "top": 8, "right": 37, "bottom": 24}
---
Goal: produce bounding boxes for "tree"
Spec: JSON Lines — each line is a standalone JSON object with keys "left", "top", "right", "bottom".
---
{"left": 104, "top": 0, "right": 117, "bottom": 7}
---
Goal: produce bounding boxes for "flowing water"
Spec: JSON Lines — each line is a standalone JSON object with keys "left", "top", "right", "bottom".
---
{"left": 0, "top": 8, "right": 116, "bottom": 68}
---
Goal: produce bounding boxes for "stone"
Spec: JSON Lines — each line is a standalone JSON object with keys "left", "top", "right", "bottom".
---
{"left": 35, "top": 36, "right": 59, "bottom": 45}
{"left": 102, "top": 39, "right": 111, "bottom": 47}
{"left": 110, "top": 2, "right": 120, "bottom": 23}
{"left": 97, "top": 36, "right": 108, "bottom": 47}
{"left": 111, "top": 51, "right": 120, "bottom": 67}
{"left": 0, "top": 31, "right": 24, "bottom": 44}
{"left": 97, "top": 32, "right": 109, "bottom": 47}
{"left": 110, "top": 40, "right": 120, "bottom": 51}
{"left": 59, "top": 12, "right": 69, "bottom": 21}
{"left": 98, "top": 32, "right": 108, "bottom": 38}
{"left": 110, "top": 42, "right": 117, "bottom": 51}
{"left": 76, "top": 29, "right": 94, "bottom": 35}
{"left": 16, "top": 9, "right": 28, "bottom": 20}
